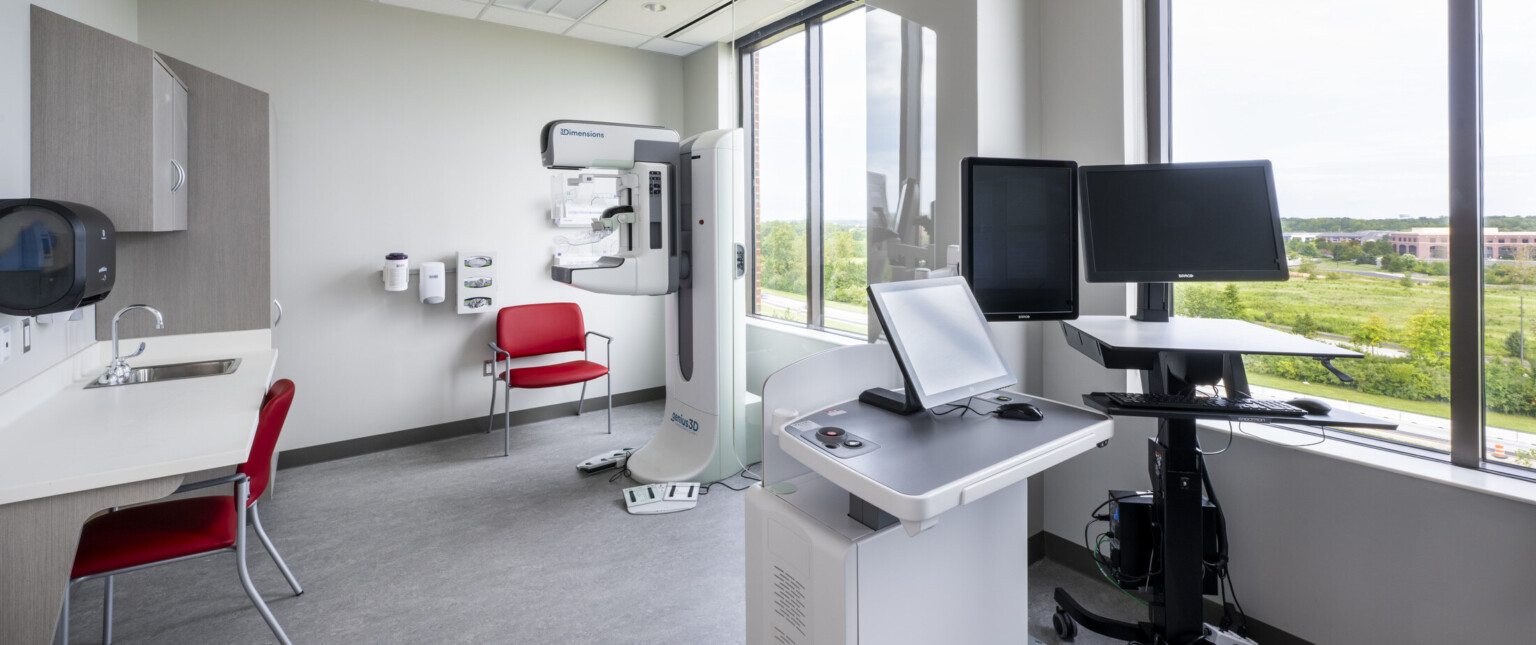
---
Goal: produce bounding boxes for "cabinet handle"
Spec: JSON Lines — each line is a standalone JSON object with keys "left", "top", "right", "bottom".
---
{"left": 272, "top": 299, "right": 283, "bottom": 328}
{"left": 171, "top": 159, "right": 187, "bottom": 193}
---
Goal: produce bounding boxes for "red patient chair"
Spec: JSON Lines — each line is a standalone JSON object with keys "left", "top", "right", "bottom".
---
{"left": 488, "top": 303, "right": 612, "bottom": 456}
{"left": 60, "top": 379, "right": 303, "bottom": 645}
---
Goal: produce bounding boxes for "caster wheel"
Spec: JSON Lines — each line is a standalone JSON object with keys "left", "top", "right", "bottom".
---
{"left": 1052, "top": 608, "right": 1077, "bottom": 640}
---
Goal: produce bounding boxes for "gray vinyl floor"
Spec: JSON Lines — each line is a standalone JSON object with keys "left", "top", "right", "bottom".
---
{"left": 61, "top": 400, "right": 1143, "bottom": 644}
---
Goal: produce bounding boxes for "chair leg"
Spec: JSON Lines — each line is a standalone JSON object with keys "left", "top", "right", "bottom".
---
{"left": 486, "top": 375, "right": 498, "bottom": 434}
{"left": 577, "top": 382, "right": 587, "bottom": 416}
{"left": 236, "top": 489, "right": 293, "bottom": 645}
{"left": 250, "top": 502, "right": 303, "bottom": 596}
{"left": 101, "top": 575, "right": 113, "bottom": 644}
{"left": 503, "top": 381, "right": 512, "bottom": 458}
{"left": 606, "top": 374, "right": 613, "bottom": 435}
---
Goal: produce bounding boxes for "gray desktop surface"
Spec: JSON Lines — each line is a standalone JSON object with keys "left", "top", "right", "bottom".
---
{"left": 791, "top": 391, "right": 1108, "bottom": 496}
{"left": 1062, "top": 315, "right": 1361, "bottom": 358}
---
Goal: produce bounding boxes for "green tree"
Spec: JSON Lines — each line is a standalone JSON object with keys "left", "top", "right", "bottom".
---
{"left": 1176, "top": 285, "right": 1224, "bottom": 318}
{"left": 1293, "top": 312, "right": 1319, "bottom": 338}
{"left": 1220, "top": 284, "right": 1244, "bottom": 319}
{"left": 759, "top": 221, "right": 806, "bottom": 294}
{"left": 1403, "top": 309, "right": 1450, "bottom": 364}
{"left": 824, "top": 227, "right": 867, "bottom": 305}
{"left": 1353, "top": 316, "right": 1388, "bottom": 350}
{"left": 1505, "top": 330, "right": 1526, "bottom": 359}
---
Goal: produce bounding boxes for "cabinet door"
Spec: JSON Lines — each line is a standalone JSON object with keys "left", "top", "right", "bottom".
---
{"left": 151, "top": 59, "right": 176, "bottom": 231}
{"left": 172, "top": 78, "right": 189, "bottom": 230}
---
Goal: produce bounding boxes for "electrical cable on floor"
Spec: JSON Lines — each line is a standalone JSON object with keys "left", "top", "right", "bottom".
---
{"left": 699, "top": 463, "right": 764, "bottom": 495}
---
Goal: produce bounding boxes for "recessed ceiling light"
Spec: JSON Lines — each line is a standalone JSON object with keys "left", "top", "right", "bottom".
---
{"left": 643, "top": 2, "right": 667, "bottom": 12}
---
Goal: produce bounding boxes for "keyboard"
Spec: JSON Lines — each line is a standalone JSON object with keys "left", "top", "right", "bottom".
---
{"left": 1100, "top": 392, "right": 1309, "bottom": 416}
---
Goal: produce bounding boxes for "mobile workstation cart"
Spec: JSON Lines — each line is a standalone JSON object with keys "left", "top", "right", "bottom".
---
{"left": 1054, "top": 315, "right": 1398, "bottom": 644}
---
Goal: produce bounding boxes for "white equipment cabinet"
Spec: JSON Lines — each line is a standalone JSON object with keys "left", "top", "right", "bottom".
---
{"left": 747, "top": 344, "right": 1112, "bottom": 644}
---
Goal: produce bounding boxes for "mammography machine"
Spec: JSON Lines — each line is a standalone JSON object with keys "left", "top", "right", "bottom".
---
{"left": 746, "top": 277, "right": 1112, "bottom": 644}
{"left": 541, "top": 120, "right": 751, "bottom": 485}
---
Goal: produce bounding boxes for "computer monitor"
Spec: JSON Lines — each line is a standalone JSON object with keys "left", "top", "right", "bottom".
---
{"left": 960, "top": 157, "right": 1079, "bottom": 320}
{"left": 1078, "top": 160, "right": 1288, "bottom": 283}
{"left": 861, "top": 276, "right": 1017, "bottom": 414}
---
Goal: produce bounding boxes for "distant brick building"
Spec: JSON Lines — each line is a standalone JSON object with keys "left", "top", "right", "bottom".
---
{"left": 1388, "top": 228, "right": 1536, "bottom": 259}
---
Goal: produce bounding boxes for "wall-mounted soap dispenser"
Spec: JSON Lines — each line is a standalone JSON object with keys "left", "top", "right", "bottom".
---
{"left": 419, "top": 261, "right": 445, "bottom": 304}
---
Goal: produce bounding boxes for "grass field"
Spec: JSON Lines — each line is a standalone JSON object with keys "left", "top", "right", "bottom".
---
{"left": 1188, "top": 269, "right": 1536, "bottom": 356}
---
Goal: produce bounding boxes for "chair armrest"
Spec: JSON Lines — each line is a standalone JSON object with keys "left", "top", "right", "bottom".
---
{"left": 586, "top": 331, "right": 613, "bottom": 343}
{"left": 488, "top": 342, "right": 511, "bottom": 359}
{"left": 173, "top": 472, "right": 248, "bottom": 495}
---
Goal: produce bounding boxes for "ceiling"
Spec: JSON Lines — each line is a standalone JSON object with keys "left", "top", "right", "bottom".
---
{"left": 367, "top": 0, "right": 817, "bottom": 56}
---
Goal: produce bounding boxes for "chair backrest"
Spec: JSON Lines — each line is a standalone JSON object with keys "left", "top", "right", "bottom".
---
{"left": 237, "top": 379, "right": 295, "bottom": 504}
{"left": 497, "top": 303, "right": 587, "bottom": 359}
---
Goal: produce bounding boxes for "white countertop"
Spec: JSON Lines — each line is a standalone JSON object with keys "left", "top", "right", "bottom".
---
{"left": 0, "top": 333, "right": 276, "bottom": 505}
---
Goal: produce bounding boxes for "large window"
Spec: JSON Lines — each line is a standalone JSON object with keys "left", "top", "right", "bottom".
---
{"left": 742, "top": 2, "right": 937, "bottom": 338}
{"left": 1167, "top": 0, "right": 1531, "bottom": 475}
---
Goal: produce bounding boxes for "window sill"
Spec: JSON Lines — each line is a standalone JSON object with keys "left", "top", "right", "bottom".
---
{"left": 746, "top": 315, "right": 866, "bottom": 347}
{"left": 1196, "top": 419, "right": 1536, "bottom": 507}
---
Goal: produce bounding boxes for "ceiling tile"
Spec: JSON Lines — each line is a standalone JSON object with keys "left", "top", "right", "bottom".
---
{"left": 480, "top": 4, "right": 575, "bottom": 33}
{"left": 378, "top": 0, "right": 489, "bottom": 20}
{"left": 638, "top": 38, "right": 704, "bottom": 56}
{"left": 563, "top": 22, "right": 652, "bottom": 47}
{"left": 494, "top": 0, "right": 607, "bottom": 21}
{"left": 582, "top": 0, "right": 717, "bottom": 37}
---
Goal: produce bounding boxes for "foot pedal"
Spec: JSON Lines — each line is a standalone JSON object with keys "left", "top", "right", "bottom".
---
{"left": 578, "top": 448, "right": 633, "bottom": 475}
{"left": 624, "top": 482, "right": 700, "bottom": 515}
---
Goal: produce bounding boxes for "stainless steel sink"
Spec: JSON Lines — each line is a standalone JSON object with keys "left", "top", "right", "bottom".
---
{"left": 85, "top": 358, "right": 242, "bottom": 389}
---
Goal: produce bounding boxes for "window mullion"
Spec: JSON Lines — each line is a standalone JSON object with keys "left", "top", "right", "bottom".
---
{"left": 806, "top": 19, "right": 825, "bottom": 330}
{"left": 1448, "top": 0, "right": 1485, "bottom": 468}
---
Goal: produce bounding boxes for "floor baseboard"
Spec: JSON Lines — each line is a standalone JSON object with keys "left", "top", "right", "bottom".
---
{"left": 277, "top": 386, "right": 666, "bottom": 470}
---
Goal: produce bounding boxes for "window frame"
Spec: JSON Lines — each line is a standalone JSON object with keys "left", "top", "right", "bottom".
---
{"left": 738, "top": 0, "right": 872, "bottom": 341}
{"left": 1151, "top": 0, "right": 1533, "bottom": 481}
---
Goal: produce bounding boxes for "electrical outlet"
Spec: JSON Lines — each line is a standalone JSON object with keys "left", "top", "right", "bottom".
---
{"left": 0, "top": 325, "right": 11, "bottom": 364}
{"left": 483, "top": 360, "right": 494, "bottom": 377}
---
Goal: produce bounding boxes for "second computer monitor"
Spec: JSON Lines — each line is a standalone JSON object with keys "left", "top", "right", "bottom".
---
{"left": 960, "top": 157, "right": 1079, "bottom": 320}
{"left": 1078, "top": 160, "right": 1288, "bottom": 283}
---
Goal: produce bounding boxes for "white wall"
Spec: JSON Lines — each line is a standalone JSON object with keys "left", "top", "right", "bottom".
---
{"left": 1033, "top": 2, "right": 1535, "bottom": 642}
{"left": 683, "top": 42, "right": 734, "bottom": 140}
{"left": 135, "top": 0, "right": 684, "bottom": 450}
{"left": 0, "top": 1, "right": 139, "bottom": 397}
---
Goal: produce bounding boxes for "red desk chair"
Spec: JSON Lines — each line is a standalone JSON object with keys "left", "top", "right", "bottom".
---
{"left": 488, "top": 303, "right": 612, "bottom": 456}
{"left": 59, "top": 380, "right": 303, "bottom": 645}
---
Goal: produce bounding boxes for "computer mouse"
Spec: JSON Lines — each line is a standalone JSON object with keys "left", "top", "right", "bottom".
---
{"left": 996, "top": 402, "right": 1044, "bottom": 421}
{"left": 1287, "top": 398, "right": 1332, "bottom": 415}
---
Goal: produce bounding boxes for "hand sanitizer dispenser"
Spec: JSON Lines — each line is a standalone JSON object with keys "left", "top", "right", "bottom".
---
{"left": 419, "top": 261, "right": 445, "bottom": 304}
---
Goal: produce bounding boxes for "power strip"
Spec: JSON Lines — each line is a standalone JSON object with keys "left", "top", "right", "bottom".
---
{"left": 1203, "top": 624, "right": 1259, "bottom": 645}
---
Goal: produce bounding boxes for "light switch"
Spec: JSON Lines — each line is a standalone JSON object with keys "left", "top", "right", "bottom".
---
{"left": 21, "top": 319, "right": 31, "bottom": 353}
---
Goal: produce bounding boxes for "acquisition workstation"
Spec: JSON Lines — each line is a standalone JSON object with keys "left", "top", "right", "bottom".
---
{"left": 745, "top": 159, "right": 1109, "bottom": 644}
{"left": 1050, "top": 160, "right": 1398, "bottom": 645}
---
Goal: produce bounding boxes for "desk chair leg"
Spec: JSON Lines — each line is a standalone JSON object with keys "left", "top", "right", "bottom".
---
{"left": 606, "top": 373, "right": 612, "bottom": 434}
{"left": 101, "top": 575, "right": 114, "bottom": 643}
{"left": 250, "top": 502, "right": 303, "bottom": 596}
{"left": 503, "top": 381, "right": 512, "bottom": 457}
{"left": 577, "top": 383, "right": 588, "bottom": 416}
{"left": 235, "top": 482, "right": 293, "bottom": 645}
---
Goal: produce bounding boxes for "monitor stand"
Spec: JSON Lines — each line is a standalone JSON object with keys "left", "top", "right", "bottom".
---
{"left": 1132, "top": 282, "right": 1172, "bottom": 322}
{"left": 859, "top": 373, "right": 924, "bottom": 415}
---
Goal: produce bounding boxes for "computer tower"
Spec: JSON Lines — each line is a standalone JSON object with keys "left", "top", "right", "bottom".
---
{"left": 1108, "top": 489, "right": 1219, "bottom": 595}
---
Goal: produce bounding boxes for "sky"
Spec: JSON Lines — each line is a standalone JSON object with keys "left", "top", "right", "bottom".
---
{"left": 753, "top": 8, "right": 933, "bottom": 226}
{"left": 1174, "top": 0, "right": 1536, "bottom": 220}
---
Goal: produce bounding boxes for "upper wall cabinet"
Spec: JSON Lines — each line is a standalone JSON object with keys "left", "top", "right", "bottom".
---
{"left": 31, "top": 6, "right": 189, "bottom": 232}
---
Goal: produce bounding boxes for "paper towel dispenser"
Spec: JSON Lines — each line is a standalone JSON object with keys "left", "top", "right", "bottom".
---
{"left": 0, "top": 198, "right": 117, "bottom": 316}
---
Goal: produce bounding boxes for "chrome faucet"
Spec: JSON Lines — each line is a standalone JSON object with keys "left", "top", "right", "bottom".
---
{"left": 99, "top": 305, "right": 165, "bottom": 385}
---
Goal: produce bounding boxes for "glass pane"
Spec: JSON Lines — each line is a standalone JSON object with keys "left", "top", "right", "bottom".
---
{"left": 751, "top": 33, "right": 809, "bottom": 326}
{"left": 1173, "top": 0, "right": 1450, "bottom": 452}
{"left": 1483, "top": 0, "right": 1536, "bottom": 469}
{"left": 821, "top": 10, "right": 870, "bottom": 336}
